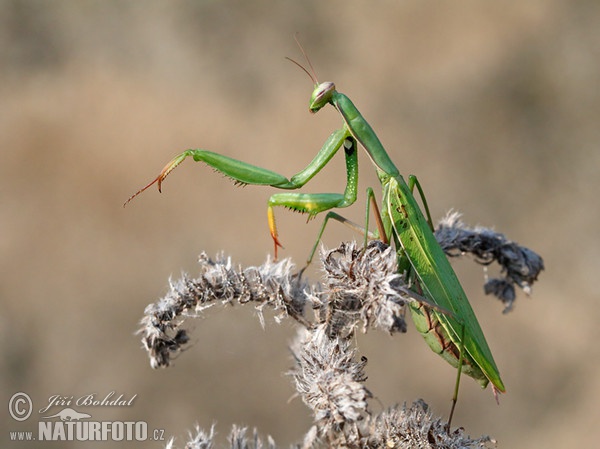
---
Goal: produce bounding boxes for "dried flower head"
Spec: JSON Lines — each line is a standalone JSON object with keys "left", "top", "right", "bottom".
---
{"left": 289, "top": 326, "right": 371, "bottom": 435}
{"left": 365, "top": 401, "right": 494, "bottom": 449}
{"left": 164, "top": 424, "right": 215, "bottom": 449}
{"left": 229, "top": 426, "right": 276, "bottom": 449}
{"left": 139, "top": 253, "right": 312, "bottom": 368}
{"left": 320, "top": 241, "right": 409, "bottom": 336}
{"left": 435, "top": 211, "right": 544, "bottom": 312}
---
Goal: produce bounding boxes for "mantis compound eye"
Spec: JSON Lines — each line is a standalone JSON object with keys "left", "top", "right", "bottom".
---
{"left": 309, "top": 81, "right": 335, "bottom": 113}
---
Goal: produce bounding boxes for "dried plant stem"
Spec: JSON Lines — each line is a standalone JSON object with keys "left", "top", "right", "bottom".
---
{"left": 139, "top": 212, "right": 543, "bottom": 448}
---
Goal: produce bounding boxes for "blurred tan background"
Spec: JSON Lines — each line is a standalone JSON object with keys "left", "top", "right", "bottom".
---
{"left": 1, "top": 1, "right": 598, "bottom": 447}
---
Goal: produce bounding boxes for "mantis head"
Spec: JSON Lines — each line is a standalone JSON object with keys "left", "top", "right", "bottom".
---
{"left": 309, "top": 81, "right": 336, "bottom": 113}
{"left": 286, "top": 35, "right": 335, "bottom": 113}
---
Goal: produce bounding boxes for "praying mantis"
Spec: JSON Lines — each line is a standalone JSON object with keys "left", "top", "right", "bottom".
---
{"left": 125, "top": 43, "right": 505, "bottom": 425}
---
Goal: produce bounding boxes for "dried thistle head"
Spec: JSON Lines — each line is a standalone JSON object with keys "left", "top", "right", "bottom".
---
{"left": 365, "top": 401, "right": 495, "bottom": 449}
{"left": 435, "top": 211, "right": 544, "bottom": 312}
{"left": 229, "top": 426, "right": 276, "bottom": 449}
{"left": 164, "top": 424, "right": 215, "bottom": 449}
{"left": 138, "top": 240, "right": 414, "bottom": 368}
{"left": 289, "top": 326, "right": 371, "bottom": 435}
{"left": 139, "top": 253, "right": 312, "bottom": 368}
{"left": 319, "top": 241, "right": 410, "bottom": 337}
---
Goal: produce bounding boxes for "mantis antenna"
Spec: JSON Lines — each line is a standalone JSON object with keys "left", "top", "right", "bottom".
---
{"left": 285, "top": 34, "right": 319, "bottom": 85}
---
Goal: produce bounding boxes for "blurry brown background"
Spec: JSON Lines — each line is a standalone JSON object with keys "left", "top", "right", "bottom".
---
{"left": 1, "top": 1, "right": 598, "bottom": 448}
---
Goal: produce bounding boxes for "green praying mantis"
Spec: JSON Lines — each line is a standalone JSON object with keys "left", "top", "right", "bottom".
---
{"left": 125, "top": 42, "right": 505, "bottom": 426}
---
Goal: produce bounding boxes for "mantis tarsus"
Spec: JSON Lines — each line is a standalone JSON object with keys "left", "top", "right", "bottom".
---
{"left": 125, "top": 42, "right": 505, "bottom": 426}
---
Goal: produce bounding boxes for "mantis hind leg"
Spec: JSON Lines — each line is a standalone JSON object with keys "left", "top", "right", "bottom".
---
{"left": 447, "top": 323, "right": 466, "bottom": 430}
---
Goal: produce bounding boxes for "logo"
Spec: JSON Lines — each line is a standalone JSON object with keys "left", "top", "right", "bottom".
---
{"left": 9, "top": 393, "right": 32, "bottom": 422}
{"left": 41, "top": 408, "right": 91, "bottom": 421}
{"left": 7, "top": 391, "right": 166, "bottom": 442}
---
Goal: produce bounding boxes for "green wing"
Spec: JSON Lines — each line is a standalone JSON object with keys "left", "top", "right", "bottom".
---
{"left": 383, "top": 175, "right": 505, "bottom": 393}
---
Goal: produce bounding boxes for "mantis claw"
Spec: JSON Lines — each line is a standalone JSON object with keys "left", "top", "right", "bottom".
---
{"left": 492, "top": 385, "right": 501, "bottom": 405}
{"left": 271, "top": 234, "right": 284, "bottom": 260}
{"left": 123, "top": 175, "right": 161, "bottom": 207}
{"left": 267, "top": 206, "right": 284, "bottom": 260}
{"left": 123, "top": 153, "right": 188, "bottom": 207}
{"left": 156, "top": 153, "right": 188, "bottom": 191}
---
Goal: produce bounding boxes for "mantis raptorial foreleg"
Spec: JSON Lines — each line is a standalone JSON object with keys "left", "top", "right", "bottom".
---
{"left": 126, "top": 129, "right": 359, "bottom": 257}
{"left": 267, "top": 134, "right": 359, "bottom": 253}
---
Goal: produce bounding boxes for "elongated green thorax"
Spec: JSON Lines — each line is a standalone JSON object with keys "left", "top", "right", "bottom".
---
{"left": 331, "top": 92, "right": 400, "bottom": 178}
